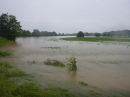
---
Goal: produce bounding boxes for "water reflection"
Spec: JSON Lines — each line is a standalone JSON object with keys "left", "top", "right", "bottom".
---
{"left": 68, "top": 69, "right": 77, "bottom": 81}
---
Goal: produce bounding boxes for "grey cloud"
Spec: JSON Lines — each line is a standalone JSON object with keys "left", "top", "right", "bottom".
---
{"left": 0, "top": 0, "right": 130, "bottom": 33}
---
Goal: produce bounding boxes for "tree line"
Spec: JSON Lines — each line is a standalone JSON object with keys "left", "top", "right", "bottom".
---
{"left": 0, "top": 13, "right": 130, "bottom": 41}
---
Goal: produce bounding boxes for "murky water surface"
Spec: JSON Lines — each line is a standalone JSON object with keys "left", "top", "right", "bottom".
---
{"left": 1, "top": 36, "right": 130, "bottom": 92}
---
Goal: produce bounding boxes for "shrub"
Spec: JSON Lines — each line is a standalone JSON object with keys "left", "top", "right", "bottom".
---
{"left": 67, "top": 57, "right": 77, "bottom": 70}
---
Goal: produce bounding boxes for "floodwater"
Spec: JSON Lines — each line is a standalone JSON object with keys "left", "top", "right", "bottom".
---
{"left": 1, "top": 36, "right": 130, "bottom": 95}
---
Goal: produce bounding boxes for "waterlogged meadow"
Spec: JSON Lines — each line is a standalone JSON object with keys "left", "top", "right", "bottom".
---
{"left": 1, "top": 36, "right": 130, "bottom": 96}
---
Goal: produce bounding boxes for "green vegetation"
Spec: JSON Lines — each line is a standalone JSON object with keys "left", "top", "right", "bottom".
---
{"left": 61, "top": 37, "right": 130, "bottom": 42}
{"left": 0, "top": 61, "right": 75, "bottom": 97}
{"left": 95, "top": 33, "right": 101, "bottom": 37}
{"left": 44, "top": 59, "right": 65, "bottom": 67}
{"left": 0, "top": 37, "right": 13, "bottom": 48}
{"left": 32, "top": 61, "right": 35, "bottom": 63}
{"left": 79, "top": 81, "right": 88, "bottom": 86}
{"left": 67, "top": 57, "right": 77, "bottom": 70}
{"left": 0, "top": 37, "right": 12, "bottom": 57}
{"left": 77, "top": 31, "right": 84, "bottom": 37}
{"left": 0, "top": 51, "right": 12, "bottom": 57}
{"left": 89, "top": 90, "right": 101, "bottom": 96}
{"left": 41, "top": 47, "right": 61, "bottom": 49}
{"left": 0, "top": 13, "right": 22, "bottom": 41}
{"left": 0, "top": 62, "right": 27, "bottom": 78}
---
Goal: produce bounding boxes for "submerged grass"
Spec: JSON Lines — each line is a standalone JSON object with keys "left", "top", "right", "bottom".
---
{"left": 0, "top": 51, "right": 12, "bottom": 57}
{"left": 41, "top": 47, "right": 61, "bottom": 49}
{"left": 79, "top": 81, "right": 88, "bottom": 86}
{"left": 61, "top": 37, "right": 130, "bottom": 42}
{"left": 0, "top": 37, "right": 13, "bottom": 48}
{"left": 44, "top": 59, "right": 65, "bottom": 67}
{"left": 0, "top": 61, "right": 75, "bottom": 97}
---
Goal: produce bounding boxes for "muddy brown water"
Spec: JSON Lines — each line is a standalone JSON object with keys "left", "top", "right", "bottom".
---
{"left": 1, "top": 36, "right": 130, "bottom": 93}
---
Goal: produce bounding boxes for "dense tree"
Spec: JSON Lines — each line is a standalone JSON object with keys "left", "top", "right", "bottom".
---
{"left": 0, "top": 13, "right": 22, "bottom": 41}
{"left": 95, "top": 33, "right": 101, "bottom": 37}
{"left": 77, "top": 31, "right": 84, "bottom": 37}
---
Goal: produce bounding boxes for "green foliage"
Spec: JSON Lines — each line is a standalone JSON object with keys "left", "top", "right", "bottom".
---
{"left": 61, "top": 37, "right": 130, "bottom": 42}
{"left": 95, "top": 33, "right": 101, "bottom": 37}
{"left": 0, "top": 51, "right": 12, "bottom": 57}
{"left": 77, "top": 31, "right": 84, "bottom": 37}
{"left": 79, "top": 81, "right": 88, "bottom": 86}
{"left": 44, "top": 59, "right": 65, "bottom": 67}
{"left": 67, "top": 57, "right": 77, "bottom": 70}
{"left": 0, "top": 13, "right": 22, "bottom": 41}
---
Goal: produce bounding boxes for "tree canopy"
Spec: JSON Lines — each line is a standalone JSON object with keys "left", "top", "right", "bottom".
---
{"left": 0, "top": 13, "right": 21, "bottom": 41}
{"left": 95, "top": 33, "right": 101, "bottom": 37}
{"left": 77, "top": 31, "right": 84, "bottom": 37}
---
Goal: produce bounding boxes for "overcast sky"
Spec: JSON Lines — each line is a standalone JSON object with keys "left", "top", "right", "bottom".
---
{"left": 0, "top": 0, "right": 130, "bottom": 33}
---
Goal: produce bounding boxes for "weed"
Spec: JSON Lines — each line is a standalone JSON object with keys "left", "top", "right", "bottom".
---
{"left": 44, "top": 59, "right": 65, "bottom": 67}
{"left": 5, "top": 70, "right": 27, "bottom": 77}
{"left": 67, "top": 57, "right": 77, "bottom": 70}
{"left": 89, "top": 90, "right": 101, "bottom": 96}
{"left": 33, "top": 61, "right": 35, "bottom": 63}
{"left": 0, "top": 62, "right": 13, "bottom": 68}
{"left": 0, "top": 62, "right": 26, "bottom": 78}
{"left": 79, "top": 81, "right": 88, "bottom": 86}
{"left": 0, "top": 51, "right": 12, "bottom": 57}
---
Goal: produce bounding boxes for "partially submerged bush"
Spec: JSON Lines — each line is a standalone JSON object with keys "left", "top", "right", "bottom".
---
{"left": 44, "top": 59, "right": 65, "bottom": 67}
{"left": 67, "top": 57, "right": 77, "bottom": 70}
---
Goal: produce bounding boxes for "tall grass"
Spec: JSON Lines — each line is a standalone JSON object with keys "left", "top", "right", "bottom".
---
{"left": 0, "top": 51, "right": 12, "bottom": 57}
{"left": 0, "top": 61, "right": 75, "bottom": 97}
{"left": 0, "top": 37, "right": 13, "bottom": 48}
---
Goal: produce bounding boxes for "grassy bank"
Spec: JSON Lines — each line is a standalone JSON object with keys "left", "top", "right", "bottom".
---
{"left": 0, "top": 37, "right": 13, "bottom": 57}
{"left": 0, "top": 37, "right": 13, "bottom": 48}
{"left": 0, "top": 61, "right": 75, "bottom": 97}
{"left": 61, "top": 37, "right": 130, "bottom": 42}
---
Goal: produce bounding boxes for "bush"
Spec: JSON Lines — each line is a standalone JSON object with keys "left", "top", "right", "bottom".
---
{"left": 67, "top": 57, "right": 77, "bottom": 70}
{"left": 44, "top": 59, "right": 65, "bottom": 67}
{"left": 77, "top": 31, "right": 84, "bottom": 37}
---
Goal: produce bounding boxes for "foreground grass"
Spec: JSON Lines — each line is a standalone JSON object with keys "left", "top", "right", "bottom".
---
{"left": 0, "top": 51, "right": 12, "bottom": 57}
{"left": 61, "top": 37, "right": 130, "bottom": 42}
{"left": 0, "top": 61, "right": 74, "bottom": 97}
{"left": 0, "top": 37, "right": 12, "bottom": 57}
{"left": 0, "top": 37, "right": 13, "bottom": 48}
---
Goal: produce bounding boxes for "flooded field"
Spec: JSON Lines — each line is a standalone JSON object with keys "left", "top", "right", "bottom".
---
{"left": 1, "top": 36, "right": 130, "bottom": 96}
